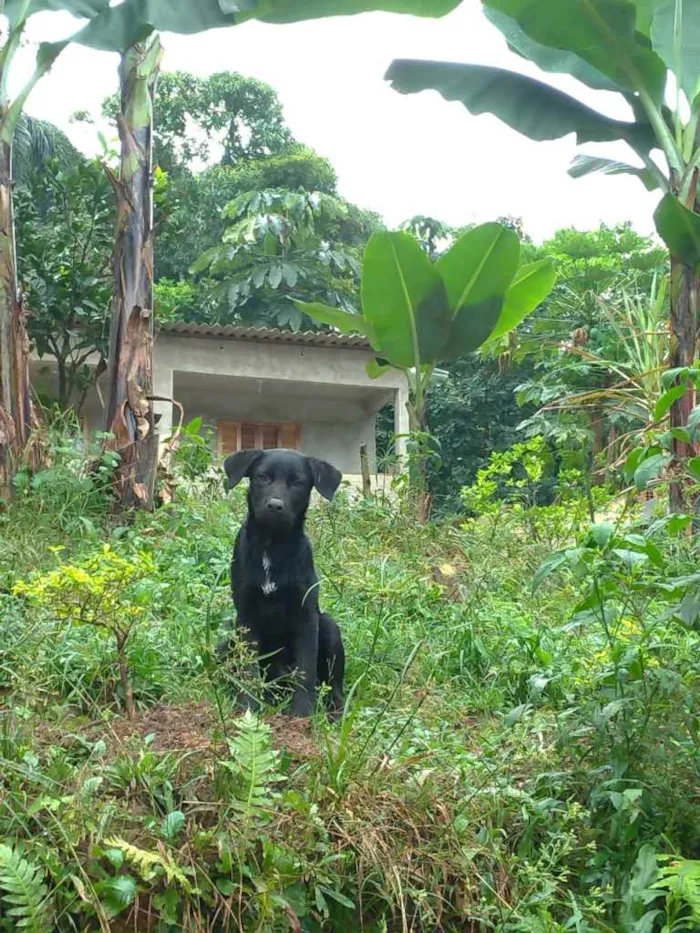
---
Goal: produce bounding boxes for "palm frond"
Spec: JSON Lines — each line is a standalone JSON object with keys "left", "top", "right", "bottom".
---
{"left": 13, "top": 115, "right": 81, "bottom": 182}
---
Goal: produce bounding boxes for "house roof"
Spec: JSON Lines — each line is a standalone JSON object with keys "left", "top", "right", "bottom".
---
{"left": 159, "top": 321, "right": 371, "bottom": 350}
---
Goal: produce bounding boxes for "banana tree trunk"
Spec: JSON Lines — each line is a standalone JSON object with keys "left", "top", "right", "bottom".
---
{"left": 104, "top": 35, "right": 162, "bottom": 510}
{"left": 668, "top": 259, "right": 699, "bottom": 512}
{"left": 0, "top": 127, "right": 35, "bottom": 497}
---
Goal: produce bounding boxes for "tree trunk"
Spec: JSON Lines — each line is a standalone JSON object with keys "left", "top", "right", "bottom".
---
{"left": 668, "top": 257, "right": 699, "bottom": 513}
{"left": 359, "top": 442, "right": 372, "bottom": 497}
{"left": 407, "top": 390, "right": 431, "bottom": 523}
{"left": 104, "top": 35, "right": 162, "bottom": 510}
{"left": 590, "top": 406, "right": 605, "bottom": 486}
{"left": 116, "top": 633, "right": 135, "bottom": 720}
{"left": 0, "top": 136, "right": 35, "bottom": 498}
{"left": 57, "top": 354, "right": 68, "bottom": 410}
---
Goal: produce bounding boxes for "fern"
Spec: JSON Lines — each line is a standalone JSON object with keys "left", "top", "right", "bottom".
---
{"left": 654, "top": 856, "right": 700, "bottom": 921}
{"left": 225, "top": 711, "right": 285, "bottom": 816}
{"left": 103, "top": 836, "right": 192, "bottom": 892}
{"left": 0, "top": 844, "right": 50, "bottom": 932}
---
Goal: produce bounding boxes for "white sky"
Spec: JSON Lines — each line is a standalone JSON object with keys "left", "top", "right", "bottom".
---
{"left": 16, "top": 3, "right": 661, "bottom": 243}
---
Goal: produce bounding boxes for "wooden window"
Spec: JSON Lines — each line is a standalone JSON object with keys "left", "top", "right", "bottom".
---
{"left": 218, "top": 420, "right": 299, "bottom": 456}
{"left": 261, "top": 423, "right": 278, "bottom": 449}
{"left": 241, "top": 423, "right": 257, "bottom": 450}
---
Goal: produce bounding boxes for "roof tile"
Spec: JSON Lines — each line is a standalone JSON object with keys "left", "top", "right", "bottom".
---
{"left": 158, "top": 322, "right": 370, "bottom": 350}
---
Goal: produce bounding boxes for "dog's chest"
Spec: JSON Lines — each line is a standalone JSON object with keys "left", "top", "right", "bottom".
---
{"left": 260, "top": 552, "right": 277, "bottom": 596}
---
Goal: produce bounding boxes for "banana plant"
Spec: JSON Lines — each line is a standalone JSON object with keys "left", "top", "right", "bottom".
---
{"left": 296, "top": 223, "right": 556, "bottom": 499}
{"left": 102, "top": 34, "right": 163, "bottom": 510}
{"left": 0, "top": 0, "right": 113, "bottom": 499}
{"left": 68, "top": 0, "right": 463, "bottom": 509}
{"left": 72, "top": 0, "right": 464, "bottom": 52}
{"left": 386, "top": 0, "right": 700, "bottom": 512}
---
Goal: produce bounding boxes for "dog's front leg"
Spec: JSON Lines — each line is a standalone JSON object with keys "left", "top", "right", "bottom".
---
{"left": 290, "top": 612, "right": 319, "bottom": 717}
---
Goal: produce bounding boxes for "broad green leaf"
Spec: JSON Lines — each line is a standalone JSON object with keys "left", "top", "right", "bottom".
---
{"left": 318, "top": 886, "right": 355, "bottom": 909}
{"left": 651, "top": 0, "right": 700, "bottom": 104}
{"left": 485, "top": 258, "right": 556, "bottom": 344}
{"left": 568, "top": 154, "right": 662, "bottom": 191}
{"left": 484, "top": 0, "right": 667, "bottom": 105}
{"left": 4, "top": 0, "right": 110, "bottom": 23}
{"left": 624, "top": 445, "right": 657, "bottom": 481}
{"left": 688, "top": 456, "right": 700, "bottom": 481}
{"left": 74, "top": 0, "right": 462, "bottom": 52}
{"left": 72, "top": 3, "right": 156, "bottom": 52}
{"left": 268, "top": 265, "right": 282, "bottom": 289}
{"left": 98, "top": 876, "right": 137, "bottom": 917}
{"left": 294, "top": 301, "right": 369, "bottom": 336}
{"left": 361, "top": 231, "right": 451, "bottom": 369}
{"left": 633, "top": 451, "right": 670, "bottom": 490}
{"left": 654, "top": 384, "right": 688, "bottom": 420}
{"left": 589, "top": 521, "right": 615, "bottom": 548}
{"left": 438, "top": 223, "right": 519, "bottom": 314}
{"left": 612, "top": 547, "right": 650, "bottom": 568}
{"left": 635, "top": 0, "right": 658, "bottom": 35}
{"left": 190, "top": 246, "right": 218, "bottom": 275}
{"left": 532, "top": 549, "right": 585, "bottom": 591}
{"left": 661, "top": 365, "right": 700, "bottom": 387}
{"left": 241, "top": 0, "right": 463, "bottom": 21}
{"left": 654, "top": 193, "right": 700, "bottom": 270}
{"left": 484, "top": 6, "right": 623, "bottom": 91}
{"left": 669, "top": 426, "right": 692, "bottom": 443}
{"left": 366, "top": 357, "right": 392, "bottom": 378}
{"left": 0, "top": 40, "right": 69, "bottom": 144}
{"left": 436, "top": 223, "right": 519, "bottom": 359}
{"left": 687, "top": 403, "right": 700, "bottom": 440}
{"left": 504, "top": 702, "right": 530, "bottom": 726}
{"left": 161, "top": 810, "right": 185, "bottom": 843}
{"left": 217, "top": 878, "right": 236, "bottom": 896}
{"left": 386, "top": 60, "right": 656, "bottom": 149}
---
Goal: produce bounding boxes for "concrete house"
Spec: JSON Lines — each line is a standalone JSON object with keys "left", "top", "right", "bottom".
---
{"left": 31, "top": 322, "right": 409, "bottom": 480}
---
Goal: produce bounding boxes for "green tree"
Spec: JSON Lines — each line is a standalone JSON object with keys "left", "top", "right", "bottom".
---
{"left": 13, "top": 115, "right": 80, "bottom": 184}
{"left": 16, "top": 157, "right": 113, "bottom": 413}
{"left": 104, "top": 70, "right": 294, "bottom": 177}
{"left": 0, "top": 0, "right": 112, "bottom": 496}
{"left": 193, "top": 188, "right": 372, "bottom": 330}
{"left": 387, "top": 0, "right": 700, "bottom": 510}
{"left": 157, "top": 144, "right": 345, "bottom": 286}
{"left": 428, "top": 354, "right": 537, "bottom": 512}
{"left": 511, "top": 225, "right": 668, "bottom": 473}
{"left": 400, "top": 215, "right": 454, "bottom": 259}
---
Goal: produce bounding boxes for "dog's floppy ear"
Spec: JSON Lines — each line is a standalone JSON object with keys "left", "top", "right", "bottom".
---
{"left": 223, "top": 449, "right": 263, "bottom": 489}
{"left": 308, "top": 457, "right": 342, "bottom": 501}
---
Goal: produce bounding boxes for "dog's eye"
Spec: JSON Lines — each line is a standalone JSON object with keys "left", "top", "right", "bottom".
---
{"left": 256, "top": 473, "right": 271, "bottom": 484}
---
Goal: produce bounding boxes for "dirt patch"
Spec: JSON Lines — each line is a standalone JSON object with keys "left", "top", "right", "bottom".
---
{"left": 102, "top": 701, "right": 222, "bottom": 754}
{"left": 35, "top": 701, "right": 323, "bottom": 761}
{"left": 267, "top": 713, "right": 320, "bottom": 759}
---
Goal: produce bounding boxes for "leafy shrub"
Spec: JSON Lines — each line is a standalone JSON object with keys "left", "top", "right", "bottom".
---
{"left": 14, "top": 546, "right": 156, "bottom": 719}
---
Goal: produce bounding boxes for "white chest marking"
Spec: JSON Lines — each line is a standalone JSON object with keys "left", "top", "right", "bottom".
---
{"left": 261, "top": 552, "right": 277, "bottom": 596}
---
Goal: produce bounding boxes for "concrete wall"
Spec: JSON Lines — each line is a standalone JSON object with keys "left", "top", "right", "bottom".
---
{"left": 30, "top": 331, "right": 410, "bottom": 474}
{"left": 301, "top": 420, "right": 376, "bottom": 474}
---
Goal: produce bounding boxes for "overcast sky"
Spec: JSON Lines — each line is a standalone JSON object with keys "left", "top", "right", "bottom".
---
{"left": 16, "top": 3, "right": 661, "bottom": 243}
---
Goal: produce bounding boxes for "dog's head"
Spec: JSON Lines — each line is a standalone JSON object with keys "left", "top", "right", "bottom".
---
{"left": 224, "top": 448, "right": 342, "bottom": 532}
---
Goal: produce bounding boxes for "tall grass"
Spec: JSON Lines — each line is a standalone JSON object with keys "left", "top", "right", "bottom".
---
{"left": 2, "top": 435, "right": 700, "bottom": 930}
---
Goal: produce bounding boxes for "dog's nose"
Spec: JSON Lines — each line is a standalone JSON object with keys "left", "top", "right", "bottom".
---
{"left": 266, "top": 498, "right": 284, "bottom": 512}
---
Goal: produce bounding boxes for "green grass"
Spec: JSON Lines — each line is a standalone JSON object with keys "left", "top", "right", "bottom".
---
{"left": 2, "top": 448, "right": 700, "bottom": 931}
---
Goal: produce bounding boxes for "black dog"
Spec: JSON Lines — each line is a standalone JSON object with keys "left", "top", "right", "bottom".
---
{"left": 223, "top": 447, "right": 345, "bottom": 718}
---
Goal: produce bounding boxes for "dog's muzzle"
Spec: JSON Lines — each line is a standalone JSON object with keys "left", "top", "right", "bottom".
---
{"left": 256, "top": 497, "right": 291, "bottom": 528}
